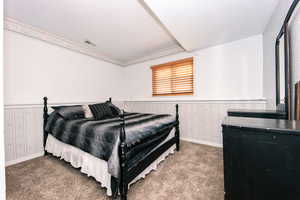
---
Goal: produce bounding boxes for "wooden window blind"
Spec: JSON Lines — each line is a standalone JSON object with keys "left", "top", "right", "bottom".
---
{"left": 151, "top": 57, "right": 194, "bottom": 96}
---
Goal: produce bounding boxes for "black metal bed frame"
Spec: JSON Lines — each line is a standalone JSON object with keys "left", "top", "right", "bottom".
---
{"left": 42, "top": 97, "right": 180, "bottom": 200}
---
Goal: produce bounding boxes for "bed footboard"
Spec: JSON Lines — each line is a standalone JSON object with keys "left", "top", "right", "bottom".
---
{"left": 119, "top": 112, "right": 128, "bottom": 200}
{"left": 175, "top": 104, "right": 180, "bottom": 151}
{"left": 118, "top": 104, "right": 180, "bottom": 200}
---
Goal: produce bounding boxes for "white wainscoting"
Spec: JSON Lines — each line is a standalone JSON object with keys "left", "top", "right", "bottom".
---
{"left": 4, "top": 100, "right": 264, "bottom": 166}
{"left": 4, "top": 106, "right": 44, "bottom": 166}
{"left": 124, "top": 99, "right": 267, "bottom": 147}
{"left": 4, "top": 101, "right": 125, "bottom": 166}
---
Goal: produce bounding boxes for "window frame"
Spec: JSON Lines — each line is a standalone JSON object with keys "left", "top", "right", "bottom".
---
{"left": 151, "top": 57, "right": 194, "bottom": 96}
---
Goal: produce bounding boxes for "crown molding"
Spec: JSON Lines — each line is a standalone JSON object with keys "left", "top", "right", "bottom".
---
{"left": 4, "top": 17, "right": 123, "bottom": 65}
{"left": 123, "top": 43, "right": 184, "bottom": 66}
{"left": 4, "top": 17, "right": 185, "bottom": 66}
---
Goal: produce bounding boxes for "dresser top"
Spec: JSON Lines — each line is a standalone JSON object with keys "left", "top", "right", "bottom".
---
{"left": 227, "top": 109, "right": 286, "bottom": 115}
{"left": 223, "top": 117, "right": 300, "bottom": 135}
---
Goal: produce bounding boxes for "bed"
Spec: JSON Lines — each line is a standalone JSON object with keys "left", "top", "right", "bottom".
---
{"left": 42, "top": 97, "right": 180, "bottom": 200}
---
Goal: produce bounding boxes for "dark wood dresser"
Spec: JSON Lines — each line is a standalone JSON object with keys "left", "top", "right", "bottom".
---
{"left": 222, "top": 117, "right": 300, "bottom": 200}
{"left": 227, "top": 109, "right": 287, "bottom": 119}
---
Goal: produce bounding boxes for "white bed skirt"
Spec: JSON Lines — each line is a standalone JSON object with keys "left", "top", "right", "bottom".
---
{"left": 45, "top": 131, "right": 175, "bottom": 196}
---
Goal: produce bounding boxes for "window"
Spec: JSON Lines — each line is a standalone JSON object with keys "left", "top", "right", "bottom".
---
{"left": 151, "top": 57, "right": 194, "bottom": 96}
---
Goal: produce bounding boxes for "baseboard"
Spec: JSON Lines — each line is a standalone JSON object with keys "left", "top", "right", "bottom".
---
{"left": 5, "top": 152, "right": 45, "bottom": 167}
{"left": 181, "top": 137, "right": 223, "bottom": 148}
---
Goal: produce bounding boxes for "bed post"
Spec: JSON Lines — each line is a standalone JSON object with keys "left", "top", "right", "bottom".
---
{"left": 43, "top": 97, "right": 49, "bottom": 154}
{"left": 119, "top": 111, "right": 128, "bottom": 200}
{"left": 175, "top": 104, "right": 180, "bottom": 151}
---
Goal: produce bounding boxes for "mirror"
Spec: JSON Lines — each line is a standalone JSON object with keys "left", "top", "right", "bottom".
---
{"left": 274, "top": 0, "right": 300, "bottom": 120}
{"left": 296, "top": 81, "right": 300, "bottom": 120}
{"left": 275, "top": 26, "right": 291, "bottom": 119}
{"left": 277, "top": 35, "right": 286, "bottom": 106}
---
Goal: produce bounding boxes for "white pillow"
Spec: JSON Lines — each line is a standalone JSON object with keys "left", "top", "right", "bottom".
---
{"left": 82, "top": 104, "right": 93, "bottom": 118}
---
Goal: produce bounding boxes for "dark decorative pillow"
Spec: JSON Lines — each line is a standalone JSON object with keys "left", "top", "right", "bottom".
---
{"left": 106, "top": 101, "right": 121, "bottom": 116}
{"left": 89, "top": 102, "right": 114, "bottom": 119}
{"left": 51, "top": 105, "right": 85, "bottom": 120}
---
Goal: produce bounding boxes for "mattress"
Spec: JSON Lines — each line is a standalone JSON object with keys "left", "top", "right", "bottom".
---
{"left": 45, "top": 129, "right": 176, "bottom": 196}
{"left": 45, "top": 111, "right": 176, "bottom": 179}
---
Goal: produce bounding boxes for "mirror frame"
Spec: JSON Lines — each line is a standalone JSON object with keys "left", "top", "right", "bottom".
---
{"left": 275, "top": 0, "right": 300, "bottom": 120}
{"left": 275, "top": 26, "right": 290, "bottom": 119}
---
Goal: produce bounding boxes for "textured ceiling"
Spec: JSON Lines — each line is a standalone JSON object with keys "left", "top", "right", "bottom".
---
{"left": 144, "top": 0, "right": 279, "bottom": 51}
{"left": 4, "top": 0, "right": 279, "bottom": 66}
{"left": 4, "top": 0, "right": 183, "bottom": 65}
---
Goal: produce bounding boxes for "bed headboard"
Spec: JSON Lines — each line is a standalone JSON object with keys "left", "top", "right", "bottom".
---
{"left": 42, "top": 96, "right": 112, "bottom": 147}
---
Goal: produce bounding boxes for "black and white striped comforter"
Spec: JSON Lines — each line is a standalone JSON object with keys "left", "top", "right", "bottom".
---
{"left": 45, "top": 112, "right": 176, "bottom": 179}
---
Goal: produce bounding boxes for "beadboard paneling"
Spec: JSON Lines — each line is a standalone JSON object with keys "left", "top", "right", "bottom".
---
{"left": 4, "top": 106, "right": 44, "bottom": 166}
{"left": 124, "top": 100, "right": 266, "bottom": 147}
{"left": 4, "top": 100, "right": 264, "bottom": 165}
{"left": 4, "top": 101, "right": 125, "bottom": 166}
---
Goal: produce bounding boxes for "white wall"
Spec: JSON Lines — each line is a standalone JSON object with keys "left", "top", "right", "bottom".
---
{"left": 123, "top": 34, "right": 265, "bottom": 147}
{"left": 263, "top": 0, "right": 295, "bottom": 109}
{"left": 291, "top": 7, "right": 300, "bottom": 82}
{"left": 0, "top": 1, "right": 6, "bottom": 200}
{"left": 3, "top": 25, "right": 265, "bottom": 167}
{"left": 124, "top": 35, "right": 264, "bottom": 100}
{"left": 4, "top": 30, "right": 125, "bottom": 105}
{"left": 290, "top": 9, "right": 300, "bottom": 83}
{"left": 290, "top": 4, "right": 300, "bottom": 117}
{"left": 0, "top": 62, "right": 5, "bottom": 199}
{"left": 3, "top": 30, "right": 126, "bottom": 166}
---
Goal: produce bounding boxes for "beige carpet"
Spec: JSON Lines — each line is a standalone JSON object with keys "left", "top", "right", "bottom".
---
{"left": 6, "top": 141, "right": 224, "bottom": 200}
